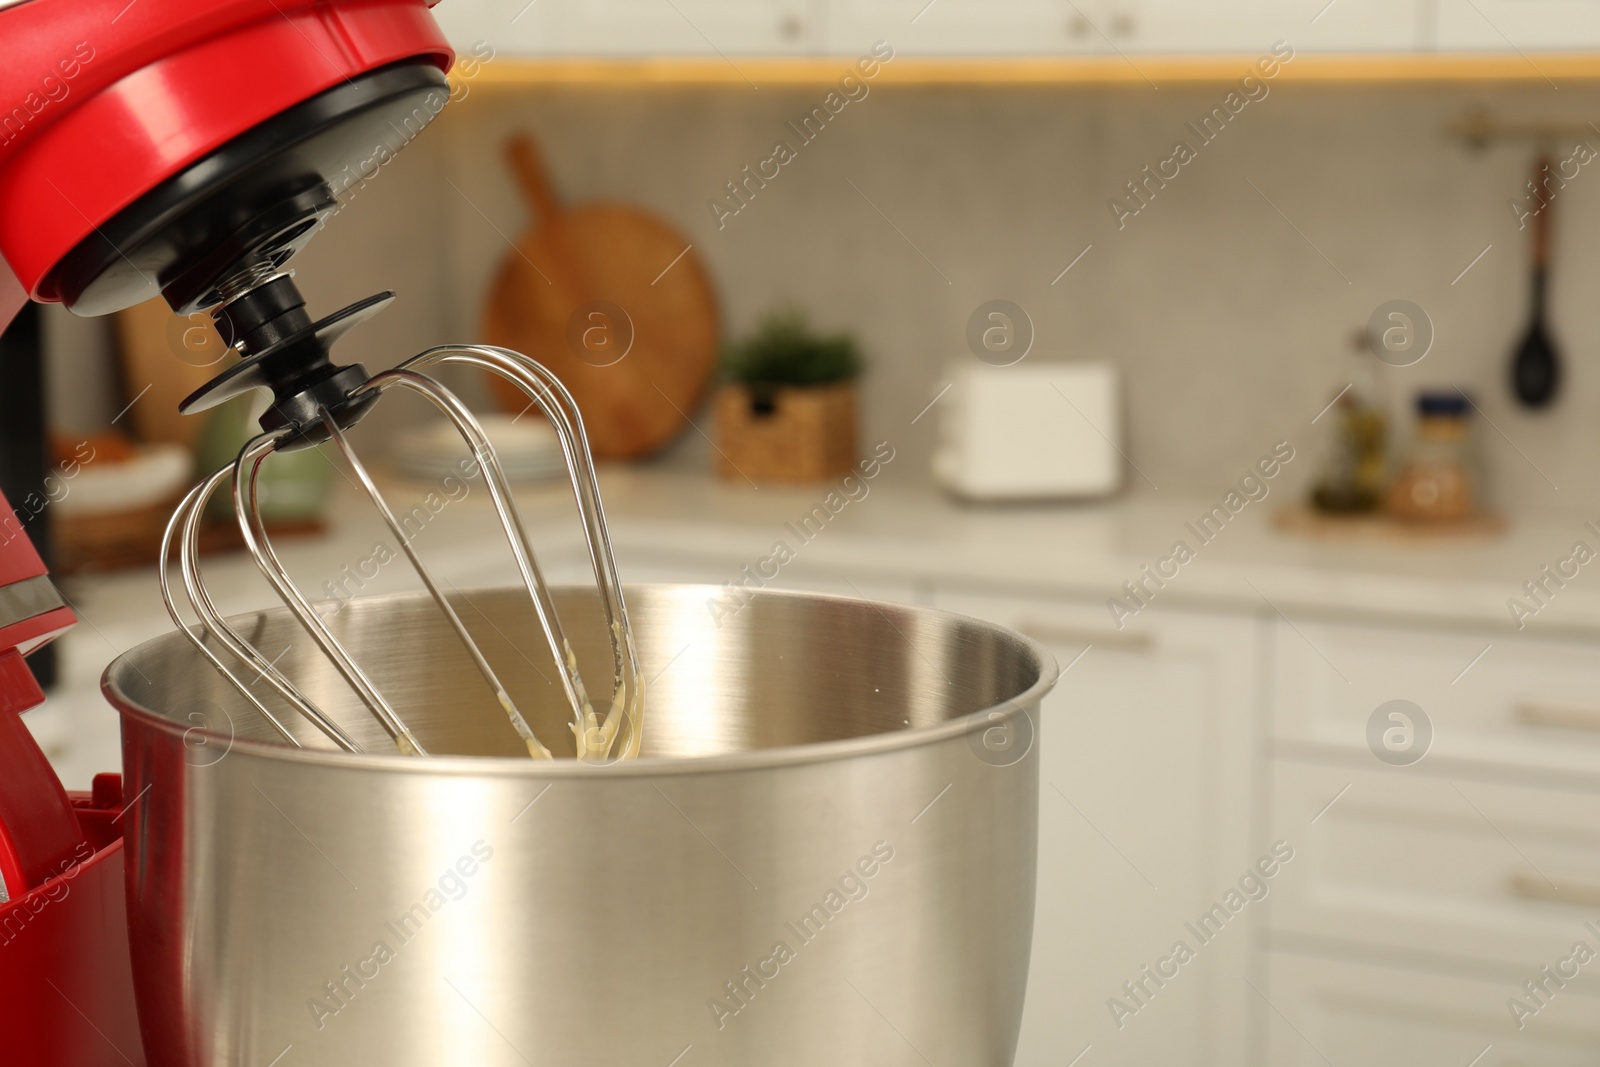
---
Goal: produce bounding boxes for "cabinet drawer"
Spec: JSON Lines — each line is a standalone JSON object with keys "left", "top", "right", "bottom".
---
{"left": 1270, "top": 617, "right": 1600, "bottom": 783}
{"left": 1272, "top": 761, "right": 1600, "bottom": 972}
{"left": 1268, "top": 952, "right": 1600, "bottom": 1067}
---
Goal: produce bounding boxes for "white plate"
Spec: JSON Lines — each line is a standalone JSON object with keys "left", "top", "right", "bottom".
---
{"left": 391, "top": 413, "right": 566, "bottom": 485}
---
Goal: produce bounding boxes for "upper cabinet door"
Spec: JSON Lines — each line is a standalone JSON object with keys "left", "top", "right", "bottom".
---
{"left": 826, "top": 0, "right": 1427, "bottom": 55}
{"left": 433, "top": 0, "right": 1593, "bottom": 57}
{"left": 549, "top": 0, "right": 818, "bottom": 55}
{"left": 430, "top": 0, "right": 558, "bottom": 55}
{"left": 1301, "top": 0, "right": 1429, "bottom": 51}
{"left": 824, "top": 0, "right": 1123, "bottom": 56}
{"left": 433, "top": 0, "right": 820, "bottom": 56}
{"left": 1434, "top": 0, "right": 1600, "bottom": 50}
{"left": 1122, "top": 0, "right": 1425, "bottom": 53}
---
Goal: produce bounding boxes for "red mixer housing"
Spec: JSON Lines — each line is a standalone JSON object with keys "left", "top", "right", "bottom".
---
{"left": 0, "top": 1, "right": 455, "bottom": 1062}
{"left": 0, "top": 484, "right": 141, "bottom": 1067}
{"left": 0, "top": 0, "right": 453, "bottom": 325}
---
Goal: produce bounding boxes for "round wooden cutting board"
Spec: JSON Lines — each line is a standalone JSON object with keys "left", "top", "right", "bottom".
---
{"left": 480, "top": 136, "right": 718, "bottom": 459}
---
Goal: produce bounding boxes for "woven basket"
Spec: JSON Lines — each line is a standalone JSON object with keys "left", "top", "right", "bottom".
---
{"left": 714, "top": 381, "right": 858, "bottom": 484}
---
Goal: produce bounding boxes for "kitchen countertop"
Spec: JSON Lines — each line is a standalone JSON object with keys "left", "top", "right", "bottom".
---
{"left": 26, "top": 465, "right": 1600, "bottom": 786}
{"left": 588, "top": 469, "right": 1600, "bottom": 637}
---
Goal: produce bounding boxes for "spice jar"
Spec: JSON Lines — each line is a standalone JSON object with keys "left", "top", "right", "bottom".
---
{"left": 1311, "top": 392, "right": 1387, "bottom": 514}
{"left": 1310, "top": 330, "right": 1388, "bottom": 515}
{"left": 1386, "top": 391, "right": 1477, "bottom": 523}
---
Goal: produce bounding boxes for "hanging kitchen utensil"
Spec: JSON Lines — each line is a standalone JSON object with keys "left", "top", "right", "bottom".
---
{"left": 1511, "top": 154, "right": 1562, "bottom": 408}
{"left": 481, "top": 135, "right": 719, "bottom": 459}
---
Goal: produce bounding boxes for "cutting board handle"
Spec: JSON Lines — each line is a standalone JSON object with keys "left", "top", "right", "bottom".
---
{"left": 506, "top": 135, "right": 562, "bottom": 225}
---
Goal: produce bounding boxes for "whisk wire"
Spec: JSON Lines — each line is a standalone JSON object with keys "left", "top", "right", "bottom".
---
{"left": 160, "top": 345, "right": 642, "bottom": 762}
{"left": 160, "top": 463, "right": 361, "bottom": 751}
{"left": 360, "top": 369, "right": 597, "bottom": 741}
{"left": 317, "top": 402, "right": 554, "bottom": 760}
{"left": 402, "top": 345, "right": 644, "bottom": 760}
{"left": 158, "top": 475, "right": 301, "bottom": 747}
{"left": 233, "top": 434, "right": 429, "bottom": 755}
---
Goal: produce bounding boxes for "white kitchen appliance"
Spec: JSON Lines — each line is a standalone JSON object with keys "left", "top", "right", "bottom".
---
{"left": 933, "top": 359, "right": 1123, "bottom": 501}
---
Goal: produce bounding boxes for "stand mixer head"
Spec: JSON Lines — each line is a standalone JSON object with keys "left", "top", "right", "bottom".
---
{"left": 0, "top": 0, "right": 642, "bottom": 760}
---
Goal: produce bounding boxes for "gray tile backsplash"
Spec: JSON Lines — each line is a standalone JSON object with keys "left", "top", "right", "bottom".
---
{"left": 294, "top": 80, "right": 1600, "bottom": 512}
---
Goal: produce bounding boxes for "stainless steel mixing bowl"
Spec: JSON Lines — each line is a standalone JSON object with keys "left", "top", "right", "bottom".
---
{"left": 102, "top": 585, "right": 1057, "bottom": 1067}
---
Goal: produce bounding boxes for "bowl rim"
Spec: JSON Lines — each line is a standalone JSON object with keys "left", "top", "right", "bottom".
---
{"left": 101, "top": 584, "right": 1061, "bottom": 778}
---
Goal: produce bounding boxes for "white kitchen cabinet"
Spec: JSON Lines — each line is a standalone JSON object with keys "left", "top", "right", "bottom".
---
{"left": 1269, "top": 615, "right": 1600, "bottom": 783}
{"left": 824, "top": 0, "right": 1119, "bottom": 56}
{"left": 545, "top": 0, "right": 819, "bottom": 56}
{"left": 934, "top": 589, "right": 1260, "bottom": 1067}
{"left": 1103, "top": 0, "right": 1291, "bottom": 53}
{"left": 1298, "top": 0, "right": 1430, "bottom": 51}
{"left": 1267, "top": 611, "right": 1600, "bottom": 1064}
{"left": 430, "top": 0, "right": 1573, "bottom": 58}
{"left": 1267, "top": 952, "right": 1600, "bottom": 1067}
{"left": 1126, "top": 0, "right": 1424, "bottom": 53}
{"left": 827, "top": 0, "right": 1424, "bottom": 55}
{"left": 431, "top": 0, "right": 821, "bottom": 56}
{"left": 429, "top": 0, "right": 559, "bottom": 56}
{"left": 1435, "top": 0, "right": 1600, "bottom": 50}
{"left": 1271, "top": 760, "right": 1600, "bottom": 974}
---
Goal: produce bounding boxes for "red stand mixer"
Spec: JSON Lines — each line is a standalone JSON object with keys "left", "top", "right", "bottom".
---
{"left": 0, "top": 2, "right": 454, "bottom": 1061}
{"left": 0, "top": 9, "right": 1058, "bottom": 1063}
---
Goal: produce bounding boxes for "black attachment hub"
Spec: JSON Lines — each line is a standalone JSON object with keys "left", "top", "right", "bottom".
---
{"left": 179, "top": 276, "right": 391, "bottom": 452}
{"left": 37, "top": 58, "right": 452, "bottom": 448}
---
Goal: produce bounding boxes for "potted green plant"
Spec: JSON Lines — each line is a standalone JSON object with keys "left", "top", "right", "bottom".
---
{"left": 716, "top": 311, "right": 862, "bottom": 483}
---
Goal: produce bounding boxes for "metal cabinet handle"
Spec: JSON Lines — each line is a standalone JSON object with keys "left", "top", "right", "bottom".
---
{"left": 1016, "top": 619, "right": 1153, "bottom": 652}
{"left": 1507, "top": 872, "right": 1600, "bottom": 909}
{"left": 1514, "top": 702, "right": 1600, "bottom": 732}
